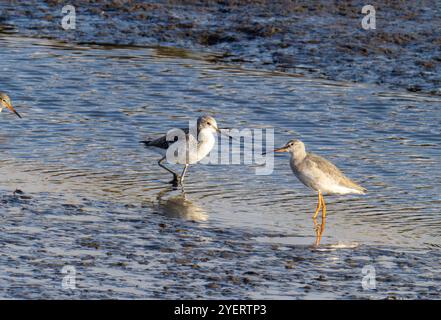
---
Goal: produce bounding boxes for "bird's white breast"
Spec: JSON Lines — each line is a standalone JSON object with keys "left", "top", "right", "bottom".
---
{"left": 168, "top": 130, "right": 215, "bottom": 165}
{"left": 196, "top": 134, "right": 215, "bottom": 162}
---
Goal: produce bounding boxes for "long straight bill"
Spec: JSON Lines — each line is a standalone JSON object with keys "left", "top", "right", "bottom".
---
{"left": 5, "top": 102, "right": 22, "bottom": 118}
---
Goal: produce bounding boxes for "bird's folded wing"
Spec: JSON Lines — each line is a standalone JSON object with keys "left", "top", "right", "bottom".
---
{"left": 142, "top": 127, "right": 191, "bottom": 149}
{"left": 306, "top": 153, "right": 365, "bottom": 191}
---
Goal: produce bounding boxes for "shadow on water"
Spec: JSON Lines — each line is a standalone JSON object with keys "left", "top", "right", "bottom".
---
{"left": 153, "top": 186, "right": 209, "bottom": 222}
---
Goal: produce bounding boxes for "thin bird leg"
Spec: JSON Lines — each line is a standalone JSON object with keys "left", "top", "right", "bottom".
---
{"left": 158, "top": 157, "right": 179, "bottom": 181}
{"left": 180, "top": 164, "right": 189, "bottom": 184}
{"left": 319, "top": 214, "right": 326, "bottom": 237}
{"left": 313, "top": 192, "right": 327, "bottom": 246}
{"left": 315, "top": 195, "right": 327, "bottom": 246}
{"left": 312, "top": 192, "right": 322, "bottom": 244}
{"left": 312, "top": 192, "right": 322, "bottom": 219}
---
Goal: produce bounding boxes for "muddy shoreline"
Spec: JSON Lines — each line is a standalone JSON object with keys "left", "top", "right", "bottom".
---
{"left": 1, "top": 0, "right": 440, "bottom": 95}
{"left": 2, "top": 190, "right": 440, "bottom": 299}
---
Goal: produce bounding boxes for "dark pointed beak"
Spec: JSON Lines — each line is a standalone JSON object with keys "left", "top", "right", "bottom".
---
{"left": 5, "top": 102, "right": 22, "bottom": 118}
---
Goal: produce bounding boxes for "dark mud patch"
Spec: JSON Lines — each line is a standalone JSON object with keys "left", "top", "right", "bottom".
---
{"left": 1, "top": 0, "right": 441, "bottom": 95}
{"left": 0, "top": 190, "right": 440, "bottom": 299}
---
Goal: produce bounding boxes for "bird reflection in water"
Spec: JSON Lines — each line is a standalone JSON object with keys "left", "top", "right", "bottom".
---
{"left": 313, "top": 214, "right": 326, "bottom": 247}
{"left": 155, "top": 187, "right": 208, "bottom": 222}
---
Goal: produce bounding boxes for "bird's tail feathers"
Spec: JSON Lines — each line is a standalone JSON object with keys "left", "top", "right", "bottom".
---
{"left": 355, "top": 185, "right": 367, "bottom": 194}
{"left": 140, "top": 140, "right": 152, "bottom": 146}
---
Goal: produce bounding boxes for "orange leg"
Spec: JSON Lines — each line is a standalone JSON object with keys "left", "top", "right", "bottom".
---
{"left": 313, "top": 192, "right": 322, "bottom": 246}
{"left": 312, "top": 192, "right": 322, "bottom": 219}
{"left": 321, "top": 194, "right": 326, "bottom": 218}
{"left": 313, "top": 192, "right": 327, "bottom": 246}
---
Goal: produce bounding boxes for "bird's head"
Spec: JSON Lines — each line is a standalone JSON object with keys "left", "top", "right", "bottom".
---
{"left": 197, "top": 115, "right": 219, "bottom": 134}
{"left": 274, "top": 139, "right": 305, "bottom": 153}
{"left": 0, "top": 92, "right": 22, "bottom": 118}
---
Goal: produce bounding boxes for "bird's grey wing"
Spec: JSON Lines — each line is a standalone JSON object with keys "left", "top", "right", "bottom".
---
{"left": 306, "top": 153, "right": 345, "bottom": 178}
{"left": 306, "top": 153, "right": 365, "bottom": 191}
{"left": 141, "top": 128, "right": 190, "bottom": 149}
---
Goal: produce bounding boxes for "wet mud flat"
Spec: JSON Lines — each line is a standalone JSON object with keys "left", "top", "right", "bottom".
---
{"left": 1, "top": 0, "right": 441, "bottom": 95}
{"left": 1, "top": 191, "right": 440, "bottom": 299}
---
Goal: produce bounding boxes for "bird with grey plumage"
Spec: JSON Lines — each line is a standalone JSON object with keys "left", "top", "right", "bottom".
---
{"left": 0, "top": 92, "right": 22, "bottom": 118}
{"left": 140, "top": 115, "right": 226, "bottom": 185}
{"left": 274, "top": 139, "right": 366, "bottom": 246}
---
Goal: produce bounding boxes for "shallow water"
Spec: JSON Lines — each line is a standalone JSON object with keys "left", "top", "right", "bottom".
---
{"left": 1, "top": 34, "right": 440, "bottom": 299}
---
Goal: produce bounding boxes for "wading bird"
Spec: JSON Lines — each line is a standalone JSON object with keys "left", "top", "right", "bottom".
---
{"left": 0, "top": 92, "right": 22, "bottom": 118}
{"left": 141, "top": 115, "right": 224, "bottom": 185}
{"left": 274, "top": 139, "right": 366, "bottom": 246}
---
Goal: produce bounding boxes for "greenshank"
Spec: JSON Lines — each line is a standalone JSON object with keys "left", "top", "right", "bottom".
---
{"left": 141, "top": 115, "right": 221, "bottom": 185}
{"left": 274, "top": 139, "right": 366, "bottom": 246}
{"left": 0, "top": 92, "right": 22, "bottom": 118}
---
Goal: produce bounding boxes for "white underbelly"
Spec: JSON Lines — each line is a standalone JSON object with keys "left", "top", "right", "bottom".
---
{"left": 167, "top": 139, "right": 214, "bottom": 165}
{"left": 318, "top": 181, "right": 361, "bottom": 195}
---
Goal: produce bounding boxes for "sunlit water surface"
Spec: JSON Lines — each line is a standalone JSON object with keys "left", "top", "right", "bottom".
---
{"left": 0, "top": 34, "right": 440, "bottom": 299}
